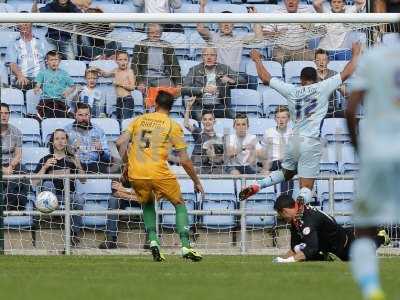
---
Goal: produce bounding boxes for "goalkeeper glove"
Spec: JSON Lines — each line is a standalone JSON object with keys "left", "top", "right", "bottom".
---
{"left": 272, "top": 256, "right": 296, "bottom": 263}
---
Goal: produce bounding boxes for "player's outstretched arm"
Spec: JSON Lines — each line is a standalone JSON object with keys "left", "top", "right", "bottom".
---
{"left": 177, "top": 150, "right": 204, "bottom": 195}
{"left": 340, "top": 42, "right": 362, "bottom": 82}
{"left": 346, "top": 90, "right": 364, "bottom": 152}
{"left": 250, "top": 49, "right": 272, "bottom": 85}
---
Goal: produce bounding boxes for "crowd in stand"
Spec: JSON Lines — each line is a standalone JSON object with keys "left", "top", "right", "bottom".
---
{"left": 1, "top": 0, "right": 398, "bottom": 248}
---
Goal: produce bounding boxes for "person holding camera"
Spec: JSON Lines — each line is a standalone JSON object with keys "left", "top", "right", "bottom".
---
{"left": 184, "top": 97, "right": 224, "bottom": 174}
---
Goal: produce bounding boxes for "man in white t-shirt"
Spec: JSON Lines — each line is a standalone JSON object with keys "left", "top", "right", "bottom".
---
{"left": 345, "top": 32, "right": 400, "bottom": 300}
{"left": 239, "top": 43, "right": 360, "bottom": 204}
{"left": 262, "top": 0, "right": 317, "bottom": 64}
{"left": 225, "top": 113, "right": 258, "bottom": 175}
{"left": 313, "top": 0, "right": 365, "bottom": 50}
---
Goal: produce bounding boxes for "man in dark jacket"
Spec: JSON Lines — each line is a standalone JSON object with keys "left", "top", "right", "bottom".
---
{"left": 182, "top": 47, "right": 246, "bottom": 121}
{"left": 131, "top": 23, "right": 182, "bottom": 95}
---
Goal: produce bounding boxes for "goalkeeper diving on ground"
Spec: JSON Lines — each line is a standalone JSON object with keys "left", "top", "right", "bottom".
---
{"left": 239, "top": 42, "right": 361, "bottom": 204}
{"left": 271, "top": 194, "right": 389, "bottom": 263}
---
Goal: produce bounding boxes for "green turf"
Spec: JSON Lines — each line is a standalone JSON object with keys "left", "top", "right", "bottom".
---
{"left": 0, "top": 255, "right": 399, "bottom": 300}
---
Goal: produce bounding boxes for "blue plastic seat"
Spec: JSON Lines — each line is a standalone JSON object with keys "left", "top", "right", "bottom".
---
{"left": 245, "top": 200, "right": 276, "bottom": 228}
{"left": 320, "top": 144, "right": 339, "bottom": 175}
{"left": 1, "top": 88, "right": 25, "bottom": 116}
{"left": 41, "top": 118, "right": 74, "bottom": 145}
{"left": 231, "top": 89, "right": 263, "bottom": 116}
{"left": 321, "top": 118, "right": 350, "bottom": 143}
{"left": 284, "top": 61, "right": 316, "bottom": 84}
{"left": 4, "top": 201, "right": 34, "bottom": 229}
{"left": 91, "top": 118, "right": 121, "bottom": 141}
{"left": 22, "top": 146, "right": 49, "bottom": 173}
{"left": 261, "top": 87, "right": 288, "bottom": 117}
{"left": 9, "top": 118, "right": 41, "bottom": 146}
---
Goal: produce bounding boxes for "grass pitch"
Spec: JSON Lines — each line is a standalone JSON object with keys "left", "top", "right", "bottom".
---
{"left": 0, "top": 255, "right": 399, "bottom": 300}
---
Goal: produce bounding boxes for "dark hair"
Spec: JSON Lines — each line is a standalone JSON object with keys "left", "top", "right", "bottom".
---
{"left": 1, "top": 103, "right": 10, "bottom": 111}
{"left": 274, "top": 194, "right": 295, "bottom": 212}
{"left": 48, "top": 128, "right": 73, "bottom": 157}
{"left": 221, "top": 10, "right": 232, "bottom": 13}
{"left": 156, "top": 91, "right": 175, "bottom": 111}
{"left": 75, "top": 102, "right": 91, "bottom": 113}
{"left": 300, "top": 67, "right": 317, "bottom": 83}
{"left": 233, "top": 112, "right": 249, "bottom": 127}
{"left": 46, "top": 50, "right": 59, "bottom": 60}
{"left": 315, "top": 48, "right": 329, "bottom": 59}
{"left": 85, "top": 68, "right": 99, "bottom": 78}
{"left": 275, "top": 106, "right": 289, "bottom": 116}
{"left": 202, "top": 110, "right": 215, "bottom": 118}
{"left": 115, "top": 50, "right": 129, "bottom": 59}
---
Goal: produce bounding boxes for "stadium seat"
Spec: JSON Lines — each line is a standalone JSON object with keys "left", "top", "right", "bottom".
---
{"left": 4, "top": 200, "right": 34, "bottom": 229}
{"left": 284, "top": 61, "right": 316, "bottom": 83}
{"left": 59, "top": 60, "right": 87, "bottom": 83}
{"left": 327, "top": 49, "right": 352, "bottom": 61}
{"left": 178, "top": 59, "right": 201, "bottom": 77}
{"left": 230, "top": 89, "right": 262, "bottom": 116}
{"left": 21, "top": 147, "right": 49, "bottom": 172}
{"left": 320, "top": 143, "right": 340, "bottom": 175}
{"left": 76, "top": 179, "right": 112, "bottom": 227}
{"left": 382, "top": 33, "right": 399, "bottom": 46}
{"left": 248, "top": 117, "right": 275, "bottom": 137}
{"left": 0, "top": 31, "right": 19, "bottom": 57}
{"left": 119, "top": 31, "right": 146, "bottom": 54}
{"left": 261, "top": 87, "right": 288, "bottom": 117}
{"left": 41, "top": 118, "right": 74, "bottom": 145}
{"left": 201, "top": 179, "right": 237, "bottom": 229}
{"left": 327, "top": 60, "right": 348, "bottom": 73}
{"left": 172, "top": 117, "right": 199, "bottom": 142}
{"left": 339, "top": 143, "right": 359, "bottom": 174}
{"left": 25, "top": 89, "right": 41, "bottom": 115}
{"left": 245, "top": 60, "right": 283, "bottom": 81}
{"left": 101, "top": 86, "right": 144, "bottom": 118}
{"left": 0, "top": 3, "right": 16, "bottom": 12}
{"left": 88, "top": 60, "right": 118, "bottom": 84}
{"left": 160, "top": 199, "right": 196, "bottom": 228}
{"left": 214, "top": 118, "right": 234, "bottom": 136}
{"left": 245, "top": 200, "right": 276, "bottom": 228}
{"left": 161, "top": 32, "right": 189, "bottom": 58}
{"left": 97, "top": 3, "right": 138, "bottom": 13}
{"left": 321, "top": 118, "right": 350, "bottom": 143}
{"left": 252, "top": 4, "right": 279, "bottom": 13}
{"left": 9, "top": 118, "right": 41, "bottom": 146}
{"left": 207, "top": 3, "right": 249, "bottom": 31}
{"left": 121, "top": 117, "right": 135, "bottom": 131}
{"left": 0, "top": 61, "right": 9, "bottom": 85}
{"left": 91, "top": 118, "right": 121, "bottom": 141}
{"left": 1, "top": 88, "right": 26, "bottom": 116}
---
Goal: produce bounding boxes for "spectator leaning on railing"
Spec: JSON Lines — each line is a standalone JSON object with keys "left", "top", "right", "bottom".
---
{"left": 5, "top": 19, "right": 47, "bottom": 91}
{"left": 1, "top": 103, "right": 28, "bottom": 211}
{"left": 31, "top": 128, "right": 86, "bottom": 247}
{"left": 184, "top": 97, "right": 225, "bottom": 175}
{"left": 64, "top": 102, "right": 111, "bottom": 174}
{"left": 182, "top": 47, "right": 246, "bottom": 122}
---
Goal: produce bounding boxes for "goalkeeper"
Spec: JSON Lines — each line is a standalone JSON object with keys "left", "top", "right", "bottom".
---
{"left": 273, "top": 194, "right": 389, "bottom": 263}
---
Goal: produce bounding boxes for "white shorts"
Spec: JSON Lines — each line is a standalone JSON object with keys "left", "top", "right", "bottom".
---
{"left": 354, "top": 161, "right": 400, "bottom": 227}
{"left": 281, "top": 136, "right": 322, "bottom": 178}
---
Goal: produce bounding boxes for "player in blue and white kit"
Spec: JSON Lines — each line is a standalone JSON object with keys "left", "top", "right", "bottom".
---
{"left": 346, "top": 32, "right": 400, "bottom": 300}
{"left": 239, "top": 43, "right": 361, "bottom": 203}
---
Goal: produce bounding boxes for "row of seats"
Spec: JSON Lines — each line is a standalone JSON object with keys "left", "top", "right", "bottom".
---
{"left": 9, "top": 116, "right": 352, "bottom": 146}
{"left": 4, "top": 178, "right": 356, "bottom": 229}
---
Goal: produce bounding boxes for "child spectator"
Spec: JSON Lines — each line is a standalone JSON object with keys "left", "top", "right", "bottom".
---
{"left": 34, "top": 50, "right": 76, "bottom": 119}
{"left": 225, "top": 113, "right": 258, "bottom": 175}
{"left": 184, "top": 97, "right": 224, "bottom": 174}
{"left": 72, "top": 69, "right": 106, "bottom": 118}
{"left": 100, "top": 51, "right": 136, "bottom": 120}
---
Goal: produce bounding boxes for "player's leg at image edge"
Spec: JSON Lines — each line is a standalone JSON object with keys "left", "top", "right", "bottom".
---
{"left": 143, "top": 201, "right": 166, "bottom": 262}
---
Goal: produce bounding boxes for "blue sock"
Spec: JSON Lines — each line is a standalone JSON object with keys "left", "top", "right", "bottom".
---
{"left": 350, "top": 238, "right": 381, "bottom": 297}
{"left": 257, "top": 170, "right": 285, "bottom": 189}
{"left": 297, "top": 187, "right": 312, "bottom": 203}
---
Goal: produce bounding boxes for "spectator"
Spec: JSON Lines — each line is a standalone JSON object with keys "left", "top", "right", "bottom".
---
{"left": 314, "top": 49, "right": 346, "bottom": 118}
{"left": 257, "top": 106, "right": 293, "bottom": 194}
{"left": 34, "top": 50, "right": 76, "bottom": 119}
{"left": 72, "top": 0, "right": 91, "bottom": 12}
{"left": 71, "top": 68, "right": 106, "bottom": 118}
{"left": 131, "top": 24, "right": 181, "bottom": 96}
{"left": 99, "top": 180, "right": 140, "bottom": 249}
{"left": 1, "top": 103, "right": 28, "bottom": 211}
{"left": 6, "top": 20, "right": 47, "bottom": 91}
{"left": 262, "top": 0, "right": 316, "bottom": 64}
{"left": 313, "top": 0, "right": 365, "bottom": 50}
{"left": 182, "top": 47, "right": 246, "bottom": 121}
{"left": 37, "top": 0, "right": 80, "bottom": 60}
{"left": 373, "top": 0, "right": 400, "bottom": 32}
{"left": 197, "top": 0, "right": 262, "bottom": 88}
{"left": 100, "top": 50, "right": 136, "bottom": 120}
{"left": 133, "top": 0, "right": 183, "bottom": 32}
{"left": 184, "top": 97, "right": 224, "bottom": 174}
{"left": 32, "top": 128, "right": 85, "bottom": 246}
{"left": 225, "top": 113, "right": 258, "bottom": 175}
{"left": 64, "top": 102, "right": 111, "bottom": 173}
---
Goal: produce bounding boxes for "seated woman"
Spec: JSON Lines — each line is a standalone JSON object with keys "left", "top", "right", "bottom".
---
{"left": 32, "top": 129, "right": 85, "bottom": 247}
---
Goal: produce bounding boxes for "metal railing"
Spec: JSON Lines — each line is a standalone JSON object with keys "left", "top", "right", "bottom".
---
{"left": 2, "top": 173, "right": 355, "bottom": 255}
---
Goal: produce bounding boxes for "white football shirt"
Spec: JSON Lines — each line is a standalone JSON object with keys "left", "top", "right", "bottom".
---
{"left": 269, "top": 74, "right": 342, "bottom": 138}
{"left": 351, "top": 39, "right": 400, "bottom": 161}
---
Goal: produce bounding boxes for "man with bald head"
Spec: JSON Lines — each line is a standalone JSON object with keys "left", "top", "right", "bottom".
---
{"left": 182, "top": 47, "right": 246, "bottom": 121}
